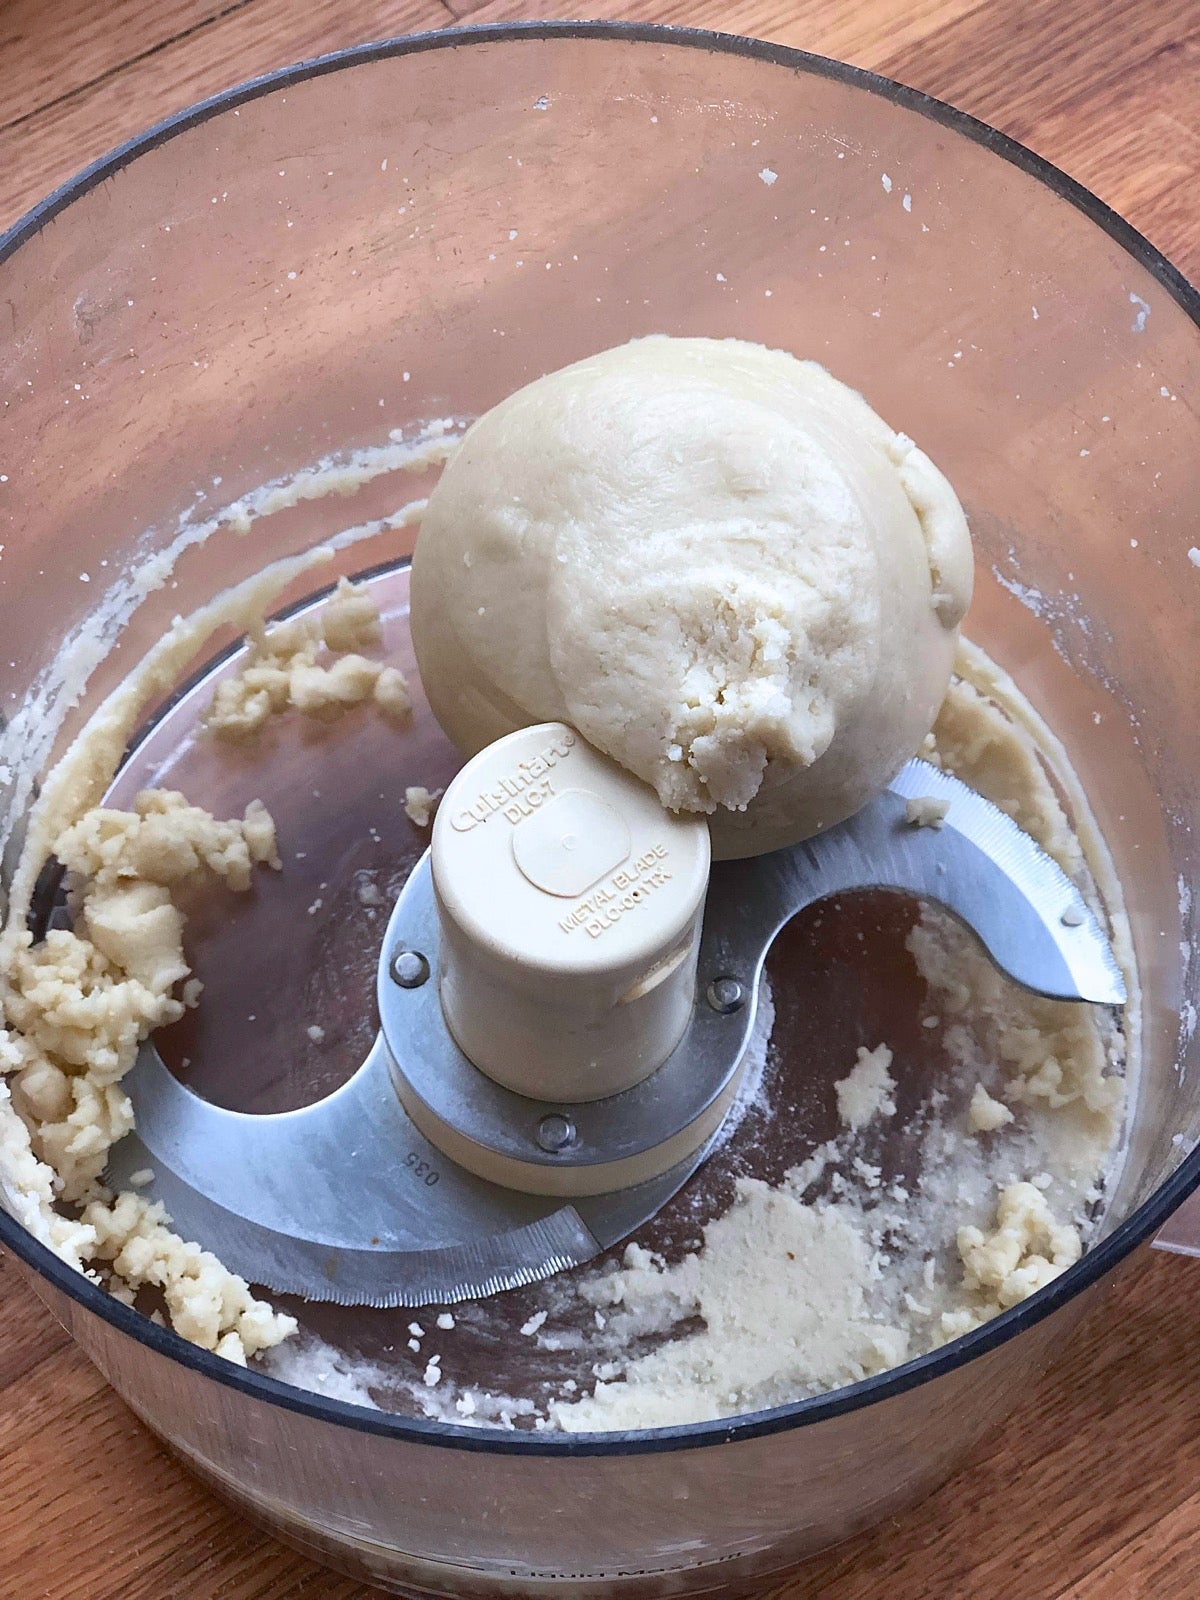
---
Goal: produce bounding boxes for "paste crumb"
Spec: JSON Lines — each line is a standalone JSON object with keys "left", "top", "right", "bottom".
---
{"left": 968, "top": 1082, "right": 1015, "bottom": 1133}
{"left": 834, "top": 1043, "right": 896, "bottom": 1130}
{"left": 403, "top": 786, "right": 442, "bottom": 829}
{"left": 83, "top": 1190, "right": 295, "bottom": 1362}
{"left": 905, "top": 795, "right": 949, "bottom": 828}
{"left": 320, "top": 576, "right": 384, "bottom": 654}
{"left": 949, "top": 1180, "right": 1082, "bottom": 1330}
{"left": 205, "top": 578, "right": 410, "bottom": 737}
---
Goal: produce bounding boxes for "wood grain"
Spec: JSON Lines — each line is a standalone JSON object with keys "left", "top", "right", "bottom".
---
{"left": 0, "top": 0, "right": 239, "bottom": 127}
{"left": 0, "top": 0, "right": 454, "bottom": 229}
{"left": 452, "top": 0, "right": 1200, "bottom": 276}
{"left": 1, "top": 3, "right": 1197, "bottom": 1598}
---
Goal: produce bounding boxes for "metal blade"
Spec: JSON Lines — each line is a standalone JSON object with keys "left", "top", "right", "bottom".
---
{"left": 110, "top": 756, "right": 1124, "bottom": 1308}
{"left": 105, "top": 1036, "right": 712, "bottom": 1307}
{"left": 885, "top": 760, "right": 1125, "bottom": 1003}
{"left": 702, "top": 759, "right": 1125, "bottom": 1008}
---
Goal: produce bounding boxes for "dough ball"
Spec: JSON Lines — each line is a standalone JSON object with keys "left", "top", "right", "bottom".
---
{"left": 411, "top": 336, "right": 972, "bottom": 857}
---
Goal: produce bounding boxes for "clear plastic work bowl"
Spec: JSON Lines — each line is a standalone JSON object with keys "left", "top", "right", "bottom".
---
{"left": 0, "top": 23, "right": 1197, "bottom": 1599}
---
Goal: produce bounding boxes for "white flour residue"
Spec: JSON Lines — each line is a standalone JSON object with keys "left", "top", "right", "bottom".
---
{"left": 994, "top": 569, "right": 1052, "bottom": 621}
{"left": 703, "top": 975, "right": 775, "bottom": 1161}
{"left": 264, "top": 1335, "right": 385, "bottom": 1409}
{"left": 268, "top": 1331, "right": 547, "bottom": 1429}
{"left": 992, "top": 567, "right": 1116, "bottom": 679}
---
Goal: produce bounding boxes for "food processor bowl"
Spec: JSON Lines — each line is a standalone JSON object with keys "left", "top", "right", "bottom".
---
{"left": 1, "top": 24, "right": 1197, "bottom": 1597}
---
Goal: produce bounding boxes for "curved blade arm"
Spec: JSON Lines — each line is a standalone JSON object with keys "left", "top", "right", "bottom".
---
{"left": 701, "top": 759, "right": 1125, "bottom": 1007}
{"left": 106, "top": 1036, "right": 603, "bottom": 1307}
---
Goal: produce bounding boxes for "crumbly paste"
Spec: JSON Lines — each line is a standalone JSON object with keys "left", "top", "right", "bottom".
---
{"left": 403, "top": 786, "right": 442, "bottom": 829}
{"left": 0, "top": 569, "right": 409, "bottom": 1360}
{"left": 206, "top": 578, "right": 411, "bottom": 737}
{"left": 0, "top": 438, "right": 1132, "bottom": 1419}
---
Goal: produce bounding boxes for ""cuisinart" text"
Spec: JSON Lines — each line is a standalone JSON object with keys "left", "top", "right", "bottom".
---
{"left": 450, "top": 731, "right": 576, "bottom": 830}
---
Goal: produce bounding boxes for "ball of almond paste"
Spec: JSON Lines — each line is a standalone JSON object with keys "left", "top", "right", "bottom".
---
{"left": 411, "top": 336, "right": 972, "bottom": 858}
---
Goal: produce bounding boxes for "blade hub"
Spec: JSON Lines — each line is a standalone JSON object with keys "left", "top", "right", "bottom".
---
{"left": 378, "top": 856, "right": 754, "bottom": 1198}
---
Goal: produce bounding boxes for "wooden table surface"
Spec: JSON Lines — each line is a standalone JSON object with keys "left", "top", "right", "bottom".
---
{"left": 1, "top": 2, "right": 1197, "bottom": 1597}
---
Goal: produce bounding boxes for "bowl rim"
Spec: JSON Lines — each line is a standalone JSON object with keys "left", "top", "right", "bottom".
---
{"left": 1, "top": 19, "right": 1198, "bottom": 1459}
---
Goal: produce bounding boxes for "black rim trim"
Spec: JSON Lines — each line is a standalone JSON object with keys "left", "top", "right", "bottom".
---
{"left": 1, "top": 20, "right": 1197, "bottom": 1459}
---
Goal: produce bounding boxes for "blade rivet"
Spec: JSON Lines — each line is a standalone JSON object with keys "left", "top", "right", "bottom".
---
{"left": 536, "top": 1113, "right": 576, "bottom": 1152}
{"left": 390, "top": 948, "right": 430, "bottom": 988}
{"left": 706, "top": 976, "right": 745, "bottom": 1014}
{"left": 1060, "top": 906, "right": 1084, "bottom": 927}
